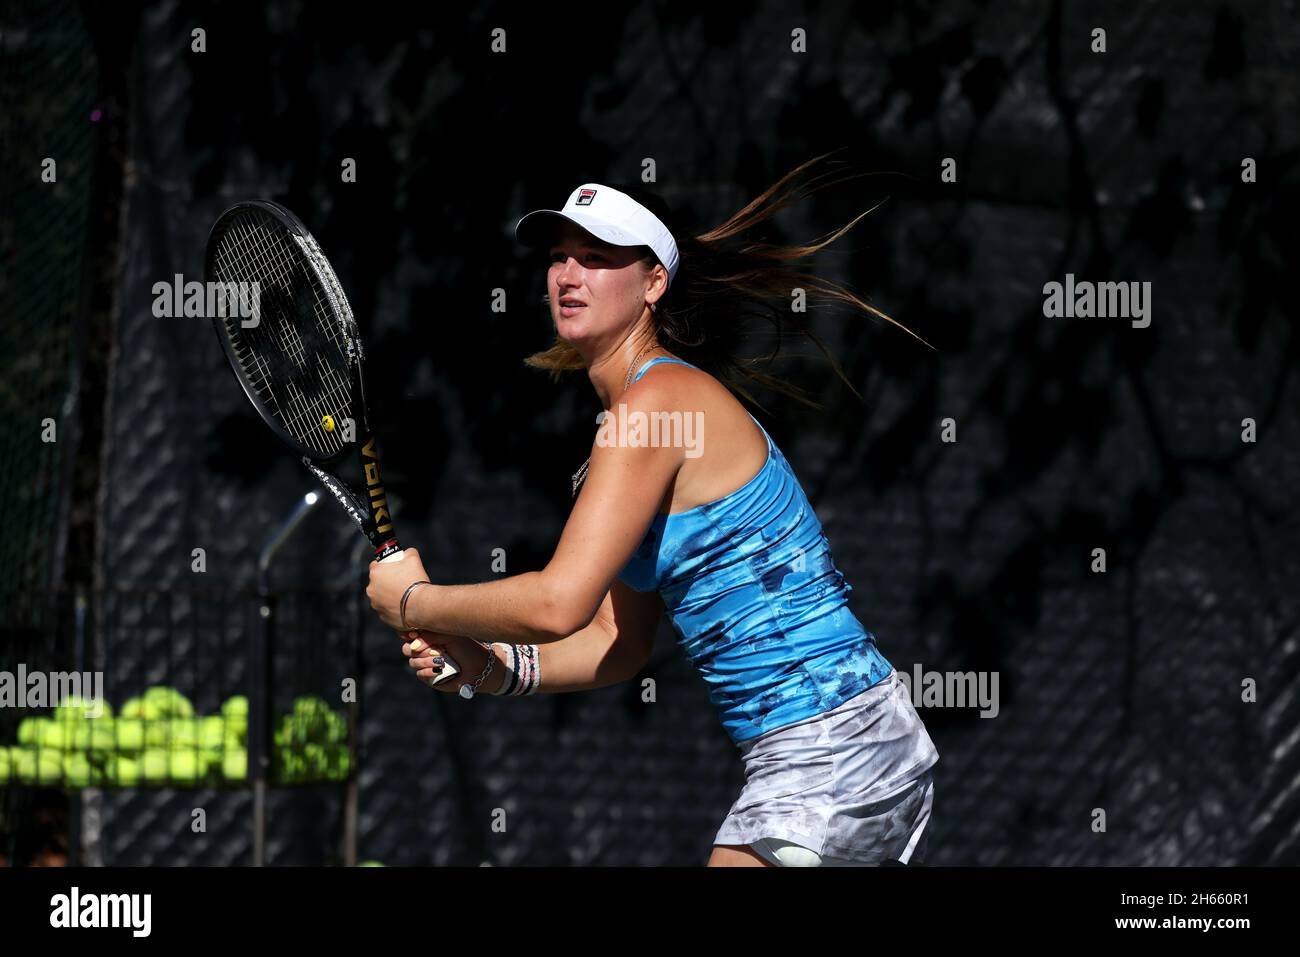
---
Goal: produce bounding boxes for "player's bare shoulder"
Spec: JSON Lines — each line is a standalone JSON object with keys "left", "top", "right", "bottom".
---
{"left": 617, "top": 358, "right": 720, "bottom": 442}
{"left": 622, "top": 359, "right": 765, "bottom": 511}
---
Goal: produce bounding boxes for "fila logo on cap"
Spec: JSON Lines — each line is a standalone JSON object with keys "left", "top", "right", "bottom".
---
{"left": 514, "top": 182, "right": 680, "bottom": 286}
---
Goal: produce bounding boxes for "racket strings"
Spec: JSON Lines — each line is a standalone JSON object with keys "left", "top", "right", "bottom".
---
{"left": 210, "top": 209, "right": 356, "bottom": 459}
{"left": 217, "top": 216, "right": 313, "bottom": 424}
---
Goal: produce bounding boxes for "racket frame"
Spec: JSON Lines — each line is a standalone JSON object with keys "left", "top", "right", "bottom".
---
{"left": 205, "top": 199, "right": 398, "bottom": 560}
{"left": 205, "top": 200, "right": 460, "bottom": 696}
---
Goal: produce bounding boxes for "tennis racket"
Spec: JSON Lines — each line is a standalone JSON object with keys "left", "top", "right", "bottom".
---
{"left": 205, "top": 199, "right": 459, "bottom": 685}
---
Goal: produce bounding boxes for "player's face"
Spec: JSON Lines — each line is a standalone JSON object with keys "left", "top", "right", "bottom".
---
{"left": 546, "top": 222, "right": 651, "bottom": 346}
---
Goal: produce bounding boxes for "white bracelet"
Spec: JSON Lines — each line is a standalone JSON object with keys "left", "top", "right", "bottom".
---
{"left": 514, "top": 644, "right": 540, "bottom": 695}
{"left": 493, "top": 643, "right": 540, "bottom": 696}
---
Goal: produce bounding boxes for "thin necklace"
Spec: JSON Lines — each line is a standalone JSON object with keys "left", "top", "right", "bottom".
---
{"left": 571, "top": 343, "right": 662, "bottom": 498}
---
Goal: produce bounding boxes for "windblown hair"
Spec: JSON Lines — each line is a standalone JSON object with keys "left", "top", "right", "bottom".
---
{"left": 523, "top": 150, "right": 931, "bottom": 409}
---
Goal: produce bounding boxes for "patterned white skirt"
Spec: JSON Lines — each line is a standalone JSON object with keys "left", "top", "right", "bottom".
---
{"left": 713, "top": 668, "right": 940, "bottom": 866}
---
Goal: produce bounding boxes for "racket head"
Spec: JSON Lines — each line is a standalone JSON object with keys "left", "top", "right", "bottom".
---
{"left": 204, "top": 200, "right": 366, "bottom": 465}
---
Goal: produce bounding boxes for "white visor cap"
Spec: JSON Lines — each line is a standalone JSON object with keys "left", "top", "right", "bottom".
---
{"left": 515, "top": 184, "right": 680, "bottom": 287}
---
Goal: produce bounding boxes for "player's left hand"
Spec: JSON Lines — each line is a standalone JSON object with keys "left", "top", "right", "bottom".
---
{"left": 366, "top": 547, "right": 432, "bottom": 631}
{"left": 402, "top": 632, "right": 497, "bottom": 694}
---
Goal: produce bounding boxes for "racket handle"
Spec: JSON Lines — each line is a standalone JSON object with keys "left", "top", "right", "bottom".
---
{"left": 379, "top": 548, "right": 461, "bottom": 685}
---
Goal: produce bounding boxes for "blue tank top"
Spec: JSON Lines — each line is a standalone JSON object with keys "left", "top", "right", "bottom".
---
{"left": 617, "top": 357, "right": 894, "bottom": 745}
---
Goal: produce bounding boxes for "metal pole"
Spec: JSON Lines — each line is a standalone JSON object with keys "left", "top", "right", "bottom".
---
{"left": 251, "top": 491, "right": 320, "bottom": 866}
{"left": 343, "top": 541, "right": 370, "bottom": 867}
{"left": 68, "top": 586, "right": 91, "bottom": 866}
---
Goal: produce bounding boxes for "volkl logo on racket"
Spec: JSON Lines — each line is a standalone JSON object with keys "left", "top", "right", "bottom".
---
{"left": 204, "top": 199, "right": 459, "bottom": 684}
{"left": 361, "top": 437, "right": 395, "bottom": 541}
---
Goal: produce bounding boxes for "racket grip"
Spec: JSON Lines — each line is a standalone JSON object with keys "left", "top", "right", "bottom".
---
{"left": 380, "top": 548, "right": 461, "bottom": 685}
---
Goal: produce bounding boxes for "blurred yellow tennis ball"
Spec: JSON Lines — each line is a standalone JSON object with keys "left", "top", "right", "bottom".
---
{"left": 142, "top": 686, "right": 194, "bottom": 719}
{"left": 167, "top": 718, "right": 199, "bottom": 749}
{"left": 141, "top": 749, "right": 168, "bottom": 784}
{"left": 199, "top": 716, "right": 226, "bottom": 749}
{"left": 39, "top": 752, "right": 64, "bottom": 784}
{"left": 303, "top": 744, "right": 328, "bottom": 777}
{"left": 13, "top": 749, "right": 37, "bottom": 783}
{"left": 65, "top": 753, "right": 93, "bottom": 788}
{"left": 222, "top": 750, "right": 248, "bottom": 781}
{"left": 38, "top": 721, "right": 71, "bottom": 750}
{"left": 121, "top": 696, "right": 162, "bottom": 721}
{"left": 113, "top": 755, "right": 141, "bottom": 787}
{"left": 17, "top": 717, "right": 46, "bottom": 746}
{"left": 169, "top": 749, "right": 199, "bottom": 782}
{"left": 325, "top": 745, "right": 351, "bottom": 780}
{"left": 144, "top": 721, "right": 169, "bottom": 748}
{"left": 322, "top": 415, "right": 336, "bottom": 432}
{"left": 200, "top": 748, "right": 224, "bottom": 778}
{"left": 115, "top": 718, "right": 145, "bottom": 751}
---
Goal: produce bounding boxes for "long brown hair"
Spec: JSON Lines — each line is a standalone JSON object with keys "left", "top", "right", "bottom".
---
{"left": 523, "top": 150, "right": 933, "bottom": 409}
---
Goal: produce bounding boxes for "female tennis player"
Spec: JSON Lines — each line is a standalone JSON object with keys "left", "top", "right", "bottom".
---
{"left": 367, "top": 154, "right": 940, "bottom": 867}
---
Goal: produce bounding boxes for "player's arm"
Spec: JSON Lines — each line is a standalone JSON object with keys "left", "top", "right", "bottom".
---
{"left": 406, "top": 581, "right": 663, "bottom": 692}
{"left": 519, "top": 581, "right": 664, "bottom": 691}
{"left": 391, "top": 375, "right": 684, "bottom": 644}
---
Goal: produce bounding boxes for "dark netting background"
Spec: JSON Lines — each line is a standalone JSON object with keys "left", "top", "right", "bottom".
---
{"left": 0, "top": 0, "right": 95, "bottom": 617}
{"left": 3, "top": 0, "right": 1298, "bottom": 865}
